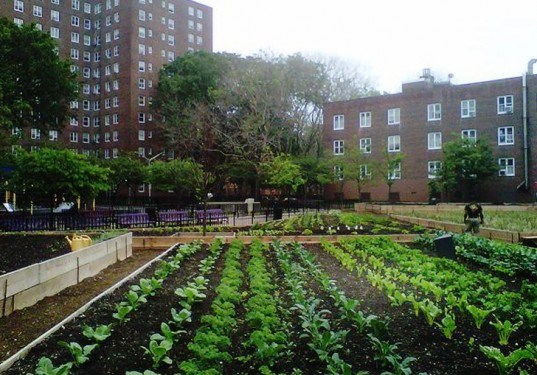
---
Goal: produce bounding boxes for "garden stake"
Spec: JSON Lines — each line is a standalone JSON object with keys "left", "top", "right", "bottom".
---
{"left": 2, "top": 279, "right": 8, "bottom": 317}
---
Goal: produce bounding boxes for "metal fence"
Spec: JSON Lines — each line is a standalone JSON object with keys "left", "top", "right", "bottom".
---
{"left": 0, "top": 201, "right": 355, "bottom": 232}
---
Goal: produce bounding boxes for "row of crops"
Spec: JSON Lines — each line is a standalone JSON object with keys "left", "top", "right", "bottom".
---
{"left": 9, "top": 236, "right": 537, "bottom": 375}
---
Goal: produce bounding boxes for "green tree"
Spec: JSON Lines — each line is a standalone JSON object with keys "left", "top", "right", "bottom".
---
{"left": 374, "top": 150, "right": 405, "bottom": 201}
{"left": 261, "top": 154, "right": 305, "bottom": 199}
{"left": 437, "top": 138, "right": 498, "bottom": 201}
{"left": 7, "top": 148, "right": 110, "bottom": 211}
{"left": 0, "top": 18, "right": 77, "bottom": 133}
{"left": 147, "top": 159, "right": 205, "bottom": 204}
{"left": 104, "top": 155, "right": 147, "bottom": 204}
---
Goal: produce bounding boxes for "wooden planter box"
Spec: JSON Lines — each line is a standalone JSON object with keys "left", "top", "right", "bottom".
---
{"left": 0, "top": 233, "right": 132, "bottom": 318}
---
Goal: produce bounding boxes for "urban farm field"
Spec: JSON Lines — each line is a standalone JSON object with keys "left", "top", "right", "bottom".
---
{"left": 391, "top": 206, "right": 537, "bottom": 233}
{"left": 4, "top": 237, "right": 536, "bottom": 375}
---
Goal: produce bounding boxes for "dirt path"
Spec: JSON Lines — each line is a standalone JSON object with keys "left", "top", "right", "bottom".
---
{"left": 0, "top": 248, "right": 163, "bottom": 363}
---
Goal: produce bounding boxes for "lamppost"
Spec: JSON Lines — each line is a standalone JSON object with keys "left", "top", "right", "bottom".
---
{"left": 142, "top": 152, "right": 164, "bottom": 203}
{"left": 202, "top": 192, "right": 213, "bottom": 237}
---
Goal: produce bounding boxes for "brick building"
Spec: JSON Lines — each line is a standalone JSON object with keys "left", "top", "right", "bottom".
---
{"left": 0, "top": 0, "right": 212, "bottom": 194}
{"left": 323, "top": 67, "right": 537, "bottom": 203}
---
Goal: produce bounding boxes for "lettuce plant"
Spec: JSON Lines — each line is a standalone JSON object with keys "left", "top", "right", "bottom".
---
{"left": 34, "top": 357, "right": 72, "bottom": 375}
{"left": 466, "top": 304, "right": 495, "bottom": 329}
{"left": 82, "top": 324, "right": 113, "bottom": 343}
{"left": 479, "top": 345, "right": 534, "bottom": 375}
{"left": 489, "top": 316, "right": 523, "bottom": 346}
{"left": 436, "top": 312, "right": 456, "bottom": 339}
{"left": 58, "top": 341, "right": 98, "bottom": 366}
{"left": 141, "top": 338, "right": 173, "bottom": 369}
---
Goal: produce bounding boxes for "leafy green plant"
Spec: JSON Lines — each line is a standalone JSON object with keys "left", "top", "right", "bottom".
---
{"left": 113, "top": 303, "right": 133, "bottom": 324}
{"left": 489, "top": 316, "right": 523, "bottom": 346}
{"left": 141, "top": 338, "right": 173, "bottom": 368}
{"left": 126, "top": 370, "right": 160, "bottom": 375}
{"left": 58, "top": 341, "right": 98, "bottom": 366}
{"left": 34, "top": 357, "right": 72, "bottom": 375}
{"left": 419, "top": 299, "right": 442, "bottom": 326}
{"left": 82, "top": 324, "right": 113, "bottom": 343}
{"left": 436, "top": 312, "right": 457, "bottom": 339}
{"left": 467, "top": 304, "right": 495, "bottom": 329}
{"left": 170, "top": 308, "right": 192, "bottom": 326}
{"left": 480, "top": 345, "right": 535, "bottom": 375}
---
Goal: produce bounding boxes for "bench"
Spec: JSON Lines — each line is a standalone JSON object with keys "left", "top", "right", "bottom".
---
{"left": 157, "top": 210, "right": 191, "bottom": 226}
{"left": 116, "top": 213, "right": 150, "bottom": 228}
{"left": 196, "top": 209, "right": 228, "bottom": 225}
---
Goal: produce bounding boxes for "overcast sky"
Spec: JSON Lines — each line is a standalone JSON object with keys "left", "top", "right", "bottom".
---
{"left": 199, "top": 0, "right": 537, "bottom": 93}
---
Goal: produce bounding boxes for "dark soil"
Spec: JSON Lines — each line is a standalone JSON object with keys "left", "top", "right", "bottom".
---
{"left": 0, "top": 234, "right": 71, "bottom": 275}
{"left": 1, "top": 238, "right": 535, "bottom": 374}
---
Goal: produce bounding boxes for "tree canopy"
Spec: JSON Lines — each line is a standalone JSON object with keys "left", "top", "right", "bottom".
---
{"left": 7, "top": 148, "right": 110, "bottom": 208}
{"left": 0, "top": 18, "right": 77, "bottom": 133}
{"left": 435, "top": 138, "right": 498, "bottom": 201}
{"left": 153, "top": 51, "right": 377, "bottom": 198}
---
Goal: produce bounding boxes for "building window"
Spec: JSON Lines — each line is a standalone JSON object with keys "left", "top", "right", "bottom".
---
{"left": 461, "top": 129, "right": 477, "bottom": 142}
{"left": 461, "top": 99, "right": 476, "bottom": 118}
{"left": 333, "top": 140, "right": 344, "bottom": 155}
{"left": 428, "top": 161, "right": 442, "bottom": 179}
{"left": 14, "top": 0, "right": 24, "bottom": 12}
{"left": 82, "top": 133, "right": 90, "bottom": 143}
{"left": 50, "top": 27, "right": 60, "bottom": 39}
{"left": 359, "top": 138, "right": 371, "bottom": 153}
{"left": 333, "top": 115, "right": 344, "bottom": 130}
{"left": 70, "top": 132, "right": 78, "bottom": 143}
{"left": 51, "top": 10, "right": 60, "bottom": 22}
{"left": 387, "top": 135, "right": 400, "bottom": 152}
{"left": 427, "top": 103, "right": 441, "bottom": 121}
{"left": 33, "top": 5, "right": 43, "bottom": 17}
{"left": 334, "top": 166, "right": 343, "bottom": 180}
{"left": 71, "top": 32, "right": 80, "bottom": 43}
{"left": 138, "top": 130, "right": 145, "bottom": 141}
{"left": 31, "top": 128, "right": 41, "bottom": 140}
{"left": 389, "top": 163, "right": 401, "bottom": 180}
{"left": 498, "top": 158, "right": 515, "bottom": 176}
{"left": 360, "top": 112, "right": 371, "bottom": 127}
{"left": 359, "top": 164, "right": 372, "bottom": 179}
{"left": 138, "top": 112, "right": 145, "bottom": 123}
{"left": 388, "top": 108, "right": 400, "bottom": 125}
{"left": 70, "top": 116, "right": 78, "bottom": 126}
{"left": 49, "top": 130, "right": 58, "bottom": 141}
{"left": 427, "top": 132, "right": 442, "bottom": 150}
{"left": 497, "top": 95, "right": 514, "bottom": 114}
{"left": 498, "top": 126, "right": 514, "bottom": 145}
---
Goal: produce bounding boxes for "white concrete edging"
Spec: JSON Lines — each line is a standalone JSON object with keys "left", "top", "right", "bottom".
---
{"left": 1, "top": 233, "right": 133, "bottom": 317}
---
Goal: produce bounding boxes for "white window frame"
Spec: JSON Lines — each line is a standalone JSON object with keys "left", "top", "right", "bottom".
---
{"left": 387, "top": 135, "right": 400, "bottom": 152}
{"left": 359, "top": 138, "right": 371, "bottom": 153}
{"left": 498, "top": 158, "right": 515, "bottom": 176}
{"left": 427, "top": 132, "right": 442, "bottom": 150}
{"left": 497, "top": 95, "right": 514, "bottom": 114}
{"left": 389, "top": 162, "right": 401, "bottom": 180}
{"left": 333, "top": 114, "right": 344, "bottom": 130}
{"left": 461, "top": 99, "right": 476, "bottom": 118}
{"left": 427, "top": 103, "right": 442, "bottom": 121}
{"left": 461, "top": 129, "right": 477, "bottom": 141}
{"left": 428, "top": 161, "right": 442, "bottom": 179}
{"left": 388, "top": 108, "right": 400, "bottom": 125}
{"left": 360, "top": 112, "right": 371, "bottom": 128}
{"left": 498, "top": 126, "right": 514, "bottom": 145}
{"left": 359, "top": 164, "right": 372, "bottom": 179}
{"left": 333, "top": 140, "right": 344, "bottom": 155}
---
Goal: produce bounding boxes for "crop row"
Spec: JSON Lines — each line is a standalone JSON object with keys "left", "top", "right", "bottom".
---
{"left": 31, "top": 241, "right": 209, "bottom": 374}
{"left": 321, "top": 237, "right": 537, "bottom": 374}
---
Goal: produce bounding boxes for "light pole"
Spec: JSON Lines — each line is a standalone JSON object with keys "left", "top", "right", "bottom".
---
{"left": 142, "top": 152, "right": 164, "bottom": 203}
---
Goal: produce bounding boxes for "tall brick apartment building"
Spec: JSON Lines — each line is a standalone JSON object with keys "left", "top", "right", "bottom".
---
{"left": 323, "top": 67, "right": 537, "bottom": 203}
{"left": 0, "top": 0, "right": 212, "bottom": 193}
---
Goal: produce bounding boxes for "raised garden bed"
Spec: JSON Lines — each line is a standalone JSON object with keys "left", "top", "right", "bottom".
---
{"left": 2, "top": 238, "right": 535, "bottom": 374}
